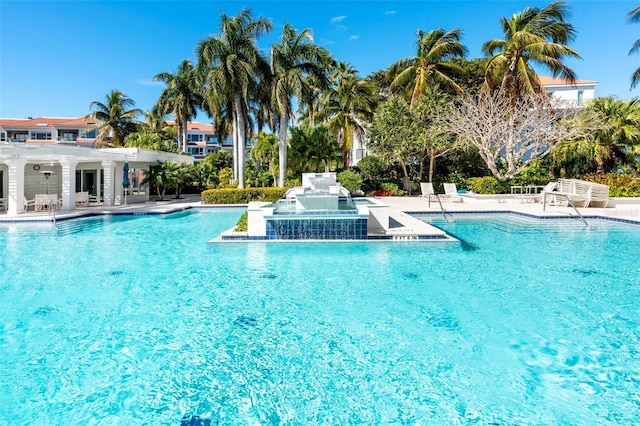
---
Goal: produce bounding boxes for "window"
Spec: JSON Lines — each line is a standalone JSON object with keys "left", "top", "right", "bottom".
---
{"left": 206, "top": 136, "right": 218, "bottom": 145}
{"left": 81, "top": 130, "right": 96, "bottom": 138}
{"left": 62, "top": 132, "right": 77, "bottom": 141}
{"left": 31, "top": 131, "right": 52, "bottom": 140}
{"left": 0, "top": 132, "right": 5, "bottom": 141}
{"left": 577, "top": 91, "right": 584, "bottom": 103}
{"left": 17, "top": 134, "right": 27, "bottom": 142}
{"left": 188, "top": 147, "right": 204, "bottom": 156}
{"left": 188, "top": 134, "right": 203, "bottom": 142}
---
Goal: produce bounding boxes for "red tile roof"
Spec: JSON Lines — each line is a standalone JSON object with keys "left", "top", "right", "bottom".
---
{"left": 0, "top": 117, "right": 96, "bottom": 128}
{"left": 538, "top": 76, "right": 598, "bottom": 86}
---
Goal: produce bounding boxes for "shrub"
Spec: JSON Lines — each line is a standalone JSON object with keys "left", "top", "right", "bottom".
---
{"left": 445, "top": 173, "right": 468, "bottom": 190}
{"left": 466, "top": 176, "right": 510, "bottom": 194}
{"left": 217, "top": 168, "right": 235, "bottom": 188}
{"left": 201, "top": 187, "right": 287, "bottom": 204}
{"left": 235, "top": 211, "right": 248, "bottom": 232}
{"left": 379, "top": 182, "right": 403, "bottom": 195}
{"left": 583, "top": 173, "right": 640, "bottom": 197}
{"left": 337, "top": 169, "right": 363, "bottom": 195}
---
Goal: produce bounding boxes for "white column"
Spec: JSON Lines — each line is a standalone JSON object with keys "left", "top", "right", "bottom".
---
{"left": 6, "top": 157, "right": 27, "bottom": 215}
{"left": 102, "top": 160, "right": 115, "bottom": 206}
{"left": 60, "top": 158, "right": 78, "bottom": 211}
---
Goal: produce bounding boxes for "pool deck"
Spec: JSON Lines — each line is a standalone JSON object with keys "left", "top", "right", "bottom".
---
{"left": 2, "top": 194, "right": 640, "bottom": 235}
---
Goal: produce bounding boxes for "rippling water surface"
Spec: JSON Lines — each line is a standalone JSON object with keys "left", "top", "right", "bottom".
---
{"left": 1, "top": 210, "right": 639, "bottom": 424}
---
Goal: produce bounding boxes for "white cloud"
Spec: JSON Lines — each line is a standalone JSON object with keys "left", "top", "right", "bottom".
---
{"left": 348, "top": 35, "right": 359, "bottom": 41}
{"left": 385, "top": 10, "right": 396, "bottom": 16}
{"left": 319, "top": 38, "right": 336, "bottom": 46}
{"left": 331, "top": 15, "right": 347, "bottom": 23}
{"left": 137, "top": 78, "right": 162, "bottom": 87}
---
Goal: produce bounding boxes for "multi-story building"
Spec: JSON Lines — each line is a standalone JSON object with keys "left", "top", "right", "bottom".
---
{"left": 539, "top": 76, "right": 598, "bottom": 107}
{"left": 0, "top": 117, "right": 193, "bottom": 215}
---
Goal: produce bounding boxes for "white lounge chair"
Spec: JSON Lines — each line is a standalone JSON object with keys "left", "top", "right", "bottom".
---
{"left": 419, "top": 182, "right": 434, "bottom": 200}
{"left": 442, "top": 183, "right": 463, "bottom": 202}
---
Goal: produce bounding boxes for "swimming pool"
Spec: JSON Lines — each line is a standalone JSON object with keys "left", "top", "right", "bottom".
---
{"left": 1, "top": 210, "right": 639, "bottom": 424}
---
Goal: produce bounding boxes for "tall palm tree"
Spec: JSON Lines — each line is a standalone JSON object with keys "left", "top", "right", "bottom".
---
{"left": 154, "top": 59, "right": 203, "bottom": 153}
{"left": 270, "top": 23, "right": 332, "bottom": 186}
{"left": 318, "top": 64, "right": 378, "bottom": 166}
{"left": 482, "top": 1, "right": 581, "bottom": 100}
{"left": 86, "top": 90, "right": 142, "bottom": 147}
{"left": 627, "top": 6, "right": 640, "bottom": 89}
{"left": 388, "top": 28, "right": 467, "bottom": 108}
{"left": 196, "top": 9, "right": 272, "bottom": 188}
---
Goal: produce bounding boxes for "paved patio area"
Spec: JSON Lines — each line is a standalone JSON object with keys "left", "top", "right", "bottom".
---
{"left": 2, "top": 193, "right": 639, "bottom": 231}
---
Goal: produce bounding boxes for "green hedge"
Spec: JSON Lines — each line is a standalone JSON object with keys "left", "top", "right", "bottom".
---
{"left": 465, "top": 176, "right": 510, "bottom": 194}
{"left": 583, "top": 173, "right": 640, "bottom": 197}
{"left": 201, "top": 187, "right": 287, "bottom": 204}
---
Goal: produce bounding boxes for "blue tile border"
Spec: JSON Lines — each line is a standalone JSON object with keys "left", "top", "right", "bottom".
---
{"left": 406, "top": 210, "right": 640, "bottom": 226}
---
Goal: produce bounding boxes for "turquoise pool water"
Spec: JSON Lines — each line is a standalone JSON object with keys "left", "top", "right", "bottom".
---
{"left": 1, "top": 210, "right": 639, "bottom": 424}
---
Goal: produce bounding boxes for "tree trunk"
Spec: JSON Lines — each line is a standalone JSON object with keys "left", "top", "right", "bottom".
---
{"left": 400, "top": 160, "right": 411, "bottom": 195}
{"left": 234, "top": 92, "right": 246, "bottom": 188}
{"left": 182, "top": 113, "right": 189, "bottom": 153}
{"left": 429, "top": 151, "right": 435, "bottom": 183}
{"left": 232, "top": 109, "right": 238, "bottom": 183}
{"left": 278, "top": 114, "right": 288, "bottom": 187}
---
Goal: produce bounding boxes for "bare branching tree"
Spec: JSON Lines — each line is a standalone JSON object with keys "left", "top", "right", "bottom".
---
{"left": 439, "top": 92, "right": 603, "bottom": 180}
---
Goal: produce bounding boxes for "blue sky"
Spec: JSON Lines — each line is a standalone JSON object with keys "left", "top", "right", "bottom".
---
{"left": 2, "top": 1, "right": 640, "bottom": 123}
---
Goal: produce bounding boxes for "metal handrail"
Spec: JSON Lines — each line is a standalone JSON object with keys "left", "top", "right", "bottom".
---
{"left": 542, "top": 192, "right": 588, "bottom": 226}
{"left": 428, "top": 194, "right": 455, "bottom": 222}
{"left": 49, "top": 199, "right": 59, "bottom": 232}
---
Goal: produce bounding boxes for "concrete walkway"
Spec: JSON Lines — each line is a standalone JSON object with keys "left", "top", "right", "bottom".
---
{"left": 2, "top": 193, "right": 639, "bottom": 229}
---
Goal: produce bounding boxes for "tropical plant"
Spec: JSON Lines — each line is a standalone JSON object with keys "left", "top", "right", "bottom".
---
{"left": 336, "top": 169, "right": 363, "bottom": 195}
{"left": 269, "top": 23, "right": 332, "bottom": 186}
{"left": 124, "top": 130, "right": 182, "bottom": 153}
{"left": 250, "top": 131, "right": 279, "bottom": 185}
{"left": 388, "top": 28, "right": 467, "bottom": 108}
{"left": 482, "top": 1, "right": 580, "bottom": 101}
{"left": 86, "top": 90, "right": 142, "bottom": 147}
{"left": 628, "top": 6, "right": 640, "bottom": 89}
{"left": 287, "top": 124, "right": 340, "bottom": 175}
{"left": 196, "top": 8, "right": 272, "bottom": 188}
{"left": 318, "top": 63, "right": 378, "bottom": 166}
{"left": 368, "top": 96, "right": 419, "bottom": 192}
{"left": 143, "top": 162, "right": 171, "bottom": 200}
{"left": 163, "top": 162, "right": 194, "bottom": 199}
{"left": 554, "top": 96, "right": 640, "bottom": 173}
{"left": 154, "top": 59, "right": 203, "bottom": 152}
{"left": 411, "top": 89, "right": 458, "bottom": 182}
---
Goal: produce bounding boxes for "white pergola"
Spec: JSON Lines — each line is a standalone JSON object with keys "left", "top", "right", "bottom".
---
{"left": 0, "top": 145, "right": 193, "bottom": 215}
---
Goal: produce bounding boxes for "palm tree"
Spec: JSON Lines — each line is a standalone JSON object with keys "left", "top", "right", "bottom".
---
{"left": 143, "top": 106, "right": 169, "bottom": 135}
{"left": 270, "top": 23, "right": 332, "bottom": 186}
{"left": 154, "top": 59, "right": 203, "bottom": 152}
{"left": 627, "top": 6, "right": 640, "bottom": 88}
{"left": 318, "top": 63, "right": 378, "bottom": 166}
{"left": 482, "top": 1, "right": 581, "bottom": 100}
{"left": 196, "top": 9, "right": 272, "bottom": 188}
{"left": 388, "top": 28, "right": 467, "bottom": 108}
{"left": 586, "top": 96, "right": 640, "bottom": 172}
{"left": 86, "top": 90, "right": 142, "bottom": 147}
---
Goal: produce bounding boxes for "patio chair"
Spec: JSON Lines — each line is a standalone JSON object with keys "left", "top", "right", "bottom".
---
{"left": 442, "top": 183, "right": 463, "bottom": 202}
{"left": 541, "top": 180, "right": 590, "bottom": 209}
{"left": 419, "top": 182, "right": 435, "bottom": 200}
{"left": 75, "top": 191, "right": 89, "bottom": 207}
{"left": 24, "top": 196, "right": 36, "bottom": 211}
